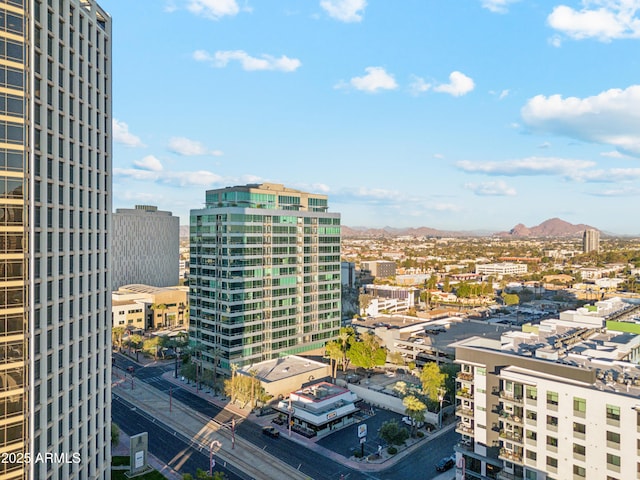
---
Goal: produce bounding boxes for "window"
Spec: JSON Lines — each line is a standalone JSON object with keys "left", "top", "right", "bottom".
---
{"left": 606, "top": 405, "right": 620, "bottom": 422}
{"left": 573, "top": 422, "right": 586, "bottom": 434}
{"left": 546, "top": 456, "right": 558, "bottom": 468}
{"left": 607, "top": 431, "right": 620, "bottom": 447}
{"left": 573, "top": 397, "right": 586, "bottom": 415}
{"left": 547, "top": 436, "right": 558, "bottom": 447}
{"left": 547, "top": 391, "right": 558, "bottom": 407}
{"left": 526, "top": 450, "right": 537, "bottom": 461}
{"left": 547, "top": 415, "right": 558, "bottom": 427}
{"left": 573, "top": 465, "right": 586, "bottom": 478}
{"left": 607, "top": 453, "right": 621, "bottom": 467}
{"left": 573, "top": 443, "right": 586, "bottom": 455}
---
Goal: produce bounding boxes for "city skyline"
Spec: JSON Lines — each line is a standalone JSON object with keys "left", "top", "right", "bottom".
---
{"left": 103, "top": 0, "right": 640, "bottom": 234}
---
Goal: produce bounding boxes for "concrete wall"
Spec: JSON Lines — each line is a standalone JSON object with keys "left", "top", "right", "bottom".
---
{"left": 344, "top": 382, "right": 439, "bottom": 424}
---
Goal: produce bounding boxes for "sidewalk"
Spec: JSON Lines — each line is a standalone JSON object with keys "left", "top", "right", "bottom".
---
{"left": 112, "top": 370, "right": 310, "bottom": 480}
{"left": 112, "top": 428, "right": 182, "bottom": 480}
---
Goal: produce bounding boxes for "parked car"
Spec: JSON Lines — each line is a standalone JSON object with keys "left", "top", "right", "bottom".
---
{"left": 262, "top": 426, "right": 280, "bottom": 438}
{"left": 401, "top": 416, "right": 424, "bottom": 428}
{"left": 435, "top": 455, "right": 455, "bottom": 472}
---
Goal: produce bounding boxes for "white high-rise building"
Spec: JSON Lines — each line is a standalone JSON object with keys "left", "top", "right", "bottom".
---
{"left": 453, "top": 309, "right": 640, "bottom": 480}
{"left": 583, "top": 228, "right": 600, "bottom": 253}
{"left": 189, "top": 183, "right": 341, "bottom": 371}
{"left": 112, "top": 205, "right": 180, "bottom": 291}
{"left": 0, "top": 1, "right": 112, "bottom": 478}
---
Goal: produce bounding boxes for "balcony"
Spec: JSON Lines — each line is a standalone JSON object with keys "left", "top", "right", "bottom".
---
{"left": 457, "top": 372, "right": 474, "bottom": 382}
{"left": 456, "top": 407, "right": 474, "bottom": 418}
{"left": 497, "top": 472, "right": 522, "bottom": 480}
{"left": 499, "top": 430, "right": 523, "bottom": 444}
{"left": 499, "top": 448, "right": 523, "bottom": 464}
{"left": 498, "top": 409, "right": 523, "bottom": 424}
{"left": 456, "top": 389, "right": 473, "bottom": 399}
{"left": 455, "top": 422, "right": 475, "bottom": 436}
{"left": 499, "top": 391, "right": 523, "bottom": 404}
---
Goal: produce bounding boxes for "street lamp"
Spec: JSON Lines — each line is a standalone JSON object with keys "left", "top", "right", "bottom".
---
{"left": 174, "top": 347, "right": 181, "bottom": 379}
{"left": 437, "top": 387, "right": 446, "bottom": 429}
{"left": 209, "top": 440, "right": 221, "bottom": 476}
{"left": 288, "top": 397, "right": 295, "bottom": 437}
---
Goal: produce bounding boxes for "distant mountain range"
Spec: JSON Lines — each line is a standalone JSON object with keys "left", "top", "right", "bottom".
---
{"left": 341, "top": 218, "right": 599, "bottom": 238}
{"left": 497, "top": 218, "right": 597, "bottom": 238}
{"left": 180, "top": 218, "right": 602, "bottom": 239}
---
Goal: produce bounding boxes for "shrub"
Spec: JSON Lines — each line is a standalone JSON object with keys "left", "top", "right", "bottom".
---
{"left": 379, "top": 420, "right": 409, "bottom": 446}
{"left": 387, "top": 446, "right": 398, "bottom": 455}
{"left": 417, "top": 431, "right": 424, "bottom": 438}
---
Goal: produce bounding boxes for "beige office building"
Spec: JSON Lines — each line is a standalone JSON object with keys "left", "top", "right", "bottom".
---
{"left": 0, "top": 1, "right": 112, "bottom": 478}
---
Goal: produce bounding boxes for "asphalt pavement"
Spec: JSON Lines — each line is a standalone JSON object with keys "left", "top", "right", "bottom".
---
{"left": 112, "top": 352, "right": 459, "bottom": 480}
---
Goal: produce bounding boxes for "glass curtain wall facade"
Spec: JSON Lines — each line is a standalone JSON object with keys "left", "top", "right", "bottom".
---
{"left": 0, "top": 1, "right": 112, "bottom": 479}
{"left": 189, "top": 183, "right": 341, "bottom": 371}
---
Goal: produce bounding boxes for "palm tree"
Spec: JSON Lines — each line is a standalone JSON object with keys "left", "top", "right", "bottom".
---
{"left": 249, "top": 369, "right": 258, "bottom": 409}
{"left": 325, "top": 341, "right": 342, "bottom": 381}
{"left": 178, "top": 302, "right": 186, "bottom": 326}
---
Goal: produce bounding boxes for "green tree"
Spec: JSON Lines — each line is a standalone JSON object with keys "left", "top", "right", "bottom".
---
{"left": 379, "top": 420, "right": 409, "bottom": 446}
{"left": 337, "top": 327, "right": 355, "bottom": 372}
{"left": 348, "top": 332, "right": 386, "bottom": 370}
{"left": 149, "top": 303, "right": 168, "bottom": 328}
{"left": 403, "top": 395, "right": 427, "bottom": 437}
{"left": 111, "top": 423, "right": 120, "bottom": 447}
{"left": 502, "top": 293, "right": 520, "bottom": 306}
{"left": 388, "top": 351, "right": 404, "bottom": 367}
{"left": 420, "top": 362, "right": 446, "bottom": 400}
{"left": 112, "top": 327, "right": 125, "bottom": 349}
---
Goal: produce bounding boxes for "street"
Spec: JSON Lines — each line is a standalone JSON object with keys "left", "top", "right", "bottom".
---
{"left": 112, "top": 353, "right": 458, "bottom": 480}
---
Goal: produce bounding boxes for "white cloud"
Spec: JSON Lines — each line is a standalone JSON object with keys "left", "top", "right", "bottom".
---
{"left": 187, "top": 0, "right": 240, "bottom": 20}
{"left": 456, "top": 157, "right": 596, "bottom": 176}
{"left": 570, "top": 167, "right": 640, "bottom": 183}
{"left": 600, "top": 150, "right": 626, "bottom": 158}
{"left": 589, "top": 186, "right": 640, "bottom": 196}
{"left": 133, "top": 155, "right": 164, "bottom": 172}
{"left": 114, "top": 166, "right": 226, "bottom": 188}
{"left": 409, "top": 76, "right": 432, "bottom": 95}
{"left": 433, "top": 71, "right": 475, "bottom": 97}
{"left": 499, "top": 89, "right": 510, "bottom": 100}
{"left": 168, "top": 137, "right": 223, "bottom": 156}
{"left": 465, "top": 181, "right": 517, "bottom": 196}
{"left": 433, "top": 153, "right": 445, "bottom": 159}
{"left": 193, "top": 49, "right": 301, "bottom": 72}
{"left": 521, "top": 85, "right": 640, "bottom": 156}
{"left": 547, "top": 1, "right": 640, "bottom": 42}
{"left": 113, "top": 119, "right": 144, "bottom": 147}
{"left": 481, "top": 0, "right": 520, "bottom": 14}
{"left": 339, "top": 67, "right": 398, "bottom": 93}
{"left": 320, "top": 0, "right": 367, "bottom": 22}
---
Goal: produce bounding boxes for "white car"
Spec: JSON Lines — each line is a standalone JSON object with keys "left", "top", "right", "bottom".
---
{"left": 402, "top": 416, "right": 424, "bottom": 428}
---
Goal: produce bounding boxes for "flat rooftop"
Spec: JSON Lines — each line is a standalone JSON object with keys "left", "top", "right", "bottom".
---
{"left": 239, "top": 355, "right": 328, "bottom": 383}
{"left": 294, "top": 382, "right": 348, "bottom": 402}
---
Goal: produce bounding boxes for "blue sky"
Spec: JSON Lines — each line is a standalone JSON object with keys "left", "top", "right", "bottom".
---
{"left": 100, "top": 0, "right": 640, "bottom": 234}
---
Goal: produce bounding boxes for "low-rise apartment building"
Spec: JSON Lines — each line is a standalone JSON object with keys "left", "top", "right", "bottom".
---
{"left": 453, "top": 302, "right": 640, "bottom": 480}
{"left": 475, "top": 263, "right": 528, "bottom": 276}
